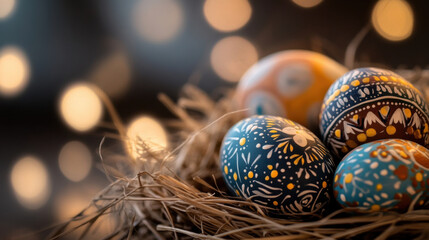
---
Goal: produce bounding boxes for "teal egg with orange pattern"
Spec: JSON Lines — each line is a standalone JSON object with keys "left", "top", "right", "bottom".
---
{"left": 220, "top": 115, "right": 335, "bottom": 217}
{"left": 334, "top": 139, "right": 429, "bottom": 212}
{"left": 320, "top": 68, "right": 429, "bottom": 161}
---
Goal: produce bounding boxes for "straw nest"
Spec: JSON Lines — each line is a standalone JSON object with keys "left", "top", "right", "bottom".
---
{"left": 49, "top": 83, "right": 429, "bottom": 240}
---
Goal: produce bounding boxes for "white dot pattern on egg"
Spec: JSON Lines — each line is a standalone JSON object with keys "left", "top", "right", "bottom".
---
{"left": 320, "top": 67, "right": 429, "bottom": 161}
{"left": 334, "top": 139, "right": 429, "bottom": 212}
{"left": 220, "top": 115, "right": 335, "bottom": 216}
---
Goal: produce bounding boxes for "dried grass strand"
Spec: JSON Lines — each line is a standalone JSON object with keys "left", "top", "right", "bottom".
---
{"left": 51, "top": 85, "right": 429, "bottom": 240}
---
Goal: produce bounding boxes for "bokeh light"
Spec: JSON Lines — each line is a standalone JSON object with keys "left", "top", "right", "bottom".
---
{"left": 54, "top": 189, "right": 90, "bottom": 222}
{"left": 203, "top": 0, "right": 252, "bottom": 32}
{"left": 59, "top": 82, "right": 103, "bottom": 132}
{"left": 53, "top": 186, "right": 98, "bottom": 222}
{"left": 0, "top": 0, "right": 16, "bottom": 19}
{"left": 11, "top": 156, "right": 50, "bottom": 210}
{"left": 58, "top": 141, "right": 92, "bottom": 182}
{"left": 90, "top": 50, "right": 131, "bottom": 99}
{"left": 371, "top": 0, "right": 414, "bottom": 41}
{"left": 126, "top": 116, "right": 168, "bottom": 160}
{"left": 54, "top": 185, "right": 116, "bottom": 238}
{"left": 210, "top": 36, "right": 258, "bottom": 82}
{"left": 132, "top": 0, "right": 184, "bottom": 43}
{"left": 292, "top": 0, "right": 323, "bottom": 8}
{"left": 0, "top": 46, "right": 30, "bottom": 97}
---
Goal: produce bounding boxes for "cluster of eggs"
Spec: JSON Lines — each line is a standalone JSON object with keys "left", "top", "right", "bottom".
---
{"left": 219, "top": 50, "right": 429, "bottom": 217}
{"left": 321, "top": 67, "right": 429, "bottom": 212}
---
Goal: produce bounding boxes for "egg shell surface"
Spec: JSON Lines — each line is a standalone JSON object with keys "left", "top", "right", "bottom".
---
{"left": 235, "top": 50, "right": 348, "bottom": 133}
{"left": 320, "top": 67, "right": 429, "bottom": 161}
{"left": 220, "top": 115, "right": 335, "bottom": 216}
{"left": 334, "top": 139, "right": 429, "bottom": 212}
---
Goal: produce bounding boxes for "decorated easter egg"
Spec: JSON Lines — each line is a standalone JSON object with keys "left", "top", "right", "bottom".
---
{"left": 220, "top": 115, "right": 335, "bottom": 216}
{"left": 320, "top": 67, "right": 429, "bottom": 161}
{"left": 334, "top": 139, "right": 429, "bottom": 212}
{"left": 235, "top": 50, "right": 348, "bottom": 133}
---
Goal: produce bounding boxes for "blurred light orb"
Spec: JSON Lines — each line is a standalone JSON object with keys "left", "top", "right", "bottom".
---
{"left": 371, "top": 0, "right": 414, "bottom": 41}
{"left": 126, "top": 116, "right": 168, "bottom": 160}
{"left": 90, "top": 51, "right": 131, "bottom": 99}
{"left": 0, "top": 0, "right": 15, "bottom": 19}
{"left": 53, "top": 185, "right": 116, "bottom": 238}
{"left": 58, "top": 141, "right": 92, "bottom": 182}
{"left": 11, "top": 156, "right": 50, "bottom": 210}
{"left": 210, "top": 36, "right": 258, "bottom": 82}
{"left": 54, "top": 186, "right": 98, "bottom": 222}
{"left": 203, "top": 0, "right": 252, "bottom": 32}
{"left": 0, "top": 46, "right": 30, "bottom": 97}
{"left": 54, "top": 190, "right": 89, "bottom": 221}
{"left": 292, "top": 0, "right": 323, "bottom": 8}
{"left": 59, "top": 83, "right": 103, "bottom": 132}
{"left": 133, "top": 0, "right": 184, "bottom": 43}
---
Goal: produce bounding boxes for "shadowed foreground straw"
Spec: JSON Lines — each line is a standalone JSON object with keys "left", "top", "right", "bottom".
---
{"left": 50, "top": 84, "right": 429, "bottom": 240}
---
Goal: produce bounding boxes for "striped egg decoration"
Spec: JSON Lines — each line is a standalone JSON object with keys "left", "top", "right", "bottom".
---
{"left": 320, "top": 67, "right": 429, "bottom": 161}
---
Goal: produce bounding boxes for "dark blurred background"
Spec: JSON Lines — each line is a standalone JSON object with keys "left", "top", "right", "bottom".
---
{"left": 1, "top": 0, "right": 428, "bottom": 238}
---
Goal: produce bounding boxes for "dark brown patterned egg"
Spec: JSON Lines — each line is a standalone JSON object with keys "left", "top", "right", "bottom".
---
{"left": 320, "top": 68, "right": 429, "bottom": 162}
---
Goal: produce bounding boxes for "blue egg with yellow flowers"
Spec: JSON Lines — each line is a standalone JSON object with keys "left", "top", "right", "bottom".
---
{"left": 220, "top": 115, "right": 335, "bottom": 216}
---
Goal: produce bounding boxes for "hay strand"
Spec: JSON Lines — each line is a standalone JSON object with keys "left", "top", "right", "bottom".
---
{"left": 51, "top": 84, "right": 429, "bottom": 239}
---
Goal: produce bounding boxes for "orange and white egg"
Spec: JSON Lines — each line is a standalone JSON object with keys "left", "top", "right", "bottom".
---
{"left": 235, "top": 50, "right": 347, "bottom": 133}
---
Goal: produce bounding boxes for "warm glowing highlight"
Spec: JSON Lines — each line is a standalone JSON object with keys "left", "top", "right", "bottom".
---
{"left": 0, "top": 46, "right": 30, "bottom": 97}
{"left": 203, "top": 0, "right": 252, "bottom": 32}
{"left": 210, "top": 36, "right": 258, "bottom": 82}
{"left": 58, "top": 141, "right": 92, "bottom": 182}
{"left": 133, "top": 0, "right": 184, "bottom": 43}
{"left": 372, "top": 0, "right": 414, "bottom": 41}
{"left": 59, "top": 83, "right": 103, "bottom": 132}
{"left": 11, "top": 156, "right": 50, "bottom": 209}
{"left": 126, "top": 116, "right": 168, "bottom": 160}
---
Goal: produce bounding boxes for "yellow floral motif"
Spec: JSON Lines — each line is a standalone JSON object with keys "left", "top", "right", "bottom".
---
{"left": 263, "top": 116, "right": 330, "bottom": 166}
